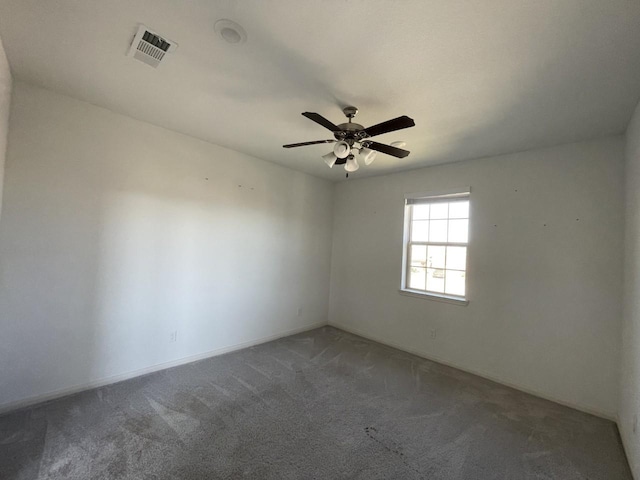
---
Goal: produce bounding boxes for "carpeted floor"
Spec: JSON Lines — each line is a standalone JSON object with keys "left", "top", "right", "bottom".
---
{"left": 0, "top": 326, "right": 632, "bottom": 479}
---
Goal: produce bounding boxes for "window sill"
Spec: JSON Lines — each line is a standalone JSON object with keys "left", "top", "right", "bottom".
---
{"left": 398, "top": 289, "right": 469, "bottom": 306}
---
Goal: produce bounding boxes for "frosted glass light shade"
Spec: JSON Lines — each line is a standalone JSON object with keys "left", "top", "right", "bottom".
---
{"left": 390, "top": 141, "right": 407, "bottom": 148}
{"left": 333, "top": 141, "right": 350, "bottom": 159}
{"left": 360, "top": 147, "right": 377, "bottom": 165}
{"left": 322, "top": 152, "right": 337, "bottom": 168}
{"left": 345, "top": 155, "right": 359, "bottom": 172}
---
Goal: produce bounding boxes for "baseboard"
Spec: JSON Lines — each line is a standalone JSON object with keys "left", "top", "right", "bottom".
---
{"left": 329, "top": 321, "right": 617, "bottom": 422}
{"left": 1, "top": 320, "right": 616, "bottom": 422}
{"left": 618, "top": 423, "right": 640, "bottom": 480}
{"left": 0, "top": 321, "right": 327, "bottom": 416}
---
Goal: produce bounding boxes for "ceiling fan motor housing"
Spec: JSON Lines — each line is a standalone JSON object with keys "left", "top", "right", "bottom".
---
{"left": 334, "top": 123, "right": 367, "bottom": 144}
{"left": 334, "top": 106, "right": 368, "bottom": 144}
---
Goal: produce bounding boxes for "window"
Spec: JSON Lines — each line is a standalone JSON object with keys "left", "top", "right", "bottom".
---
{"left": 401, "top": 189, "right": 470, "bottom": 303}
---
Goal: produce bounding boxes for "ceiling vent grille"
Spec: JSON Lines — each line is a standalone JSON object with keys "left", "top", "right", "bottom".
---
{"left": 127, "top": 25, "right": 177, "bottom": 68}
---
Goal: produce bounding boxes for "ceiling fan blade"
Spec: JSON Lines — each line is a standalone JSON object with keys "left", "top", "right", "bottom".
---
{"left": 365, "top": 140, "right": 410, "bottom": 158}
{"left": 364, "top": 115, "right": 415, "bottom": 138}
{"left": 302, "top": 112, "right": 340, "bottom": 132}
{"left": 283, "top": 139, "right": 335, "bottom": 148}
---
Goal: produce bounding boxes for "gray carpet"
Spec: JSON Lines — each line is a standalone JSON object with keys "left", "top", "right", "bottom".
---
{"left": 0, "top": 326, "right": 632, "bottom": 479}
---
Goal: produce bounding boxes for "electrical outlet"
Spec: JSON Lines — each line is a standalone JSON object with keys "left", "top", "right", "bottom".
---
{"left": 430, "top": 328, "right": 437, "bottom": 339}
{"left": 170, "top": 330, "right": 178, "bottom": 343}
{"left": 634, "top": 415, "right": 638, "bottom": 435}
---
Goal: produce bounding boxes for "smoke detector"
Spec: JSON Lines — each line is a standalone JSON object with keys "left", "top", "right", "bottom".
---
{"left": 214, "top": 19, "right": 247, "bottom": 45}
{"left": 127, "top": 25, "right": 177, "bottom": 68}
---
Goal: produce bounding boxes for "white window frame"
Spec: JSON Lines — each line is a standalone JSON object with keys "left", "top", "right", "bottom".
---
{"left": 400, "top": 187, "right": 470, "bottom": 306}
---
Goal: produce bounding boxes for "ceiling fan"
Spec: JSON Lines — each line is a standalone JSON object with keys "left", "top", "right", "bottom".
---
{"left": 283, "top": 106, "right": 415, "bottom": 175}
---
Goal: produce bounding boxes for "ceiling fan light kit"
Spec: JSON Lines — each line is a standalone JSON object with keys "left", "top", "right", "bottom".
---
{"left": 360, "top": 147, "right": 377, "bottom": 165}
{"left": 322, "top": 152, "right": 337, "bottom": 168}
{"left": 333, "top": 141, "right": 350, "bottom": 159}
{"left": 283, "top": 106, "right": 415, "bottom": 176}
{"left": 345, "top": 155, "right": 359, "bottom": 173}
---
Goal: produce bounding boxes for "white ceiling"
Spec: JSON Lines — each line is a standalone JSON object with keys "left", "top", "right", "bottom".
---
{"left": 1, "top": 0, "right": 639, "bottom": 181}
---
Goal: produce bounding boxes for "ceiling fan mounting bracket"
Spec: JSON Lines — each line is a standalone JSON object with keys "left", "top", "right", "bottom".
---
{"left": 343, "top": 106, "right": 358, "bottom": 119}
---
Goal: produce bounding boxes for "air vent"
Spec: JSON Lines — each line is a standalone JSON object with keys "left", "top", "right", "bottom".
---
{"left": 127, "top": 25, "right": 177, "bottom": 68}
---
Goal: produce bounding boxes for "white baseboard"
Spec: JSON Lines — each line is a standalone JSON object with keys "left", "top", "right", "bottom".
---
{"left": 619, "top": 430, "right": 638, "bottom": 480}
{"left": 329, "top": 321, "right": 617, "bottom": 422}
{"left": 1, "top": 320, "right": 616, "bottom": 423}
{"left": 0, "top": 321, "right": 327, "bottom": 416}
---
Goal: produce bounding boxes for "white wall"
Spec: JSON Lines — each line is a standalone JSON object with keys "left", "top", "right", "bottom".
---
{"left": 0, "top": 78, "right": 629, "bottom": 433}
{"left": 621, "top": 100, "right": 640, "bottom": 478}
{"left": 329, "top": 138, "right": 624, "bottom": 418}
{"left": 0, "top": 81, "right": 334, "bottom": 409}
{"left": 0, "top": 34, "right": 11, "bottom": 218}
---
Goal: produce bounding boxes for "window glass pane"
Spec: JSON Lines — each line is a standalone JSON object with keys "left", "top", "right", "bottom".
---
{"left": 426, "top": 268, "right": 445, "bottom": 293}
{"left": 410, "top": 245, "right": 427, "bottom": 267}
{"left": 409, "top": 267, "right": 426, "bottom": 290}
{"left": 412, "top": 204, "right": 429, "bottom": 220}
{"left": 429, "top": 220, "right": 447, "bottom": 242}
{"left": 446, "top": 246, "right": 466, "bottom": 271}
{"left": 449, "top": 201, "right": 469, "bottom": 219}
{"left": 448, "top": 219, "right": 468, "bottom": 243}
{"left": 445, "top": 270, "right": 466, "bottom": 296}
{"left": 404, "top": 195, "right": 470, "bottom": 299}
{"left": 430, "top": 203, "right": 448, "bottom": 219}
{"left": 411, "top": 220, "right": 429, "bottom": 241}
{"left": 427, "top": 245, "right": 446, "bottom": 269}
